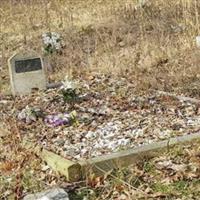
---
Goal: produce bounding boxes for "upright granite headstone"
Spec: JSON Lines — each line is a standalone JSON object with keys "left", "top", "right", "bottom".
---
{"left": 8, "top": 51, "right": 46, "bottom": 95}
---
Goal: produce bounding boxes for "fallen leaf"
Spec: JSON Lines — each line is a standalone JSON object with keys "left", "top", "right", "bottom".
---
{"left": 0, "top": 161, "right": 15, "bottom": 173}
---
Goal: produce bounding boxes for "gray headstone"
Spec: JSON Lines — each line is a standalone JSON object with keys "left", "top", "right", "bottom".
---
{"left": 23, "top": 188, "right": 69, "bottom": 200}
{"left": 8, "top": 51, "right": 46, "bottom": 96}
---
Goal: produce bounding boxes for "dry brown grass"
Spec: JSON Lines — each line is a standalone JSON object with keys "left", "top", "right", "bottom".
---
{"left": 1, "top": 0, "right": 200, "bottom": 96}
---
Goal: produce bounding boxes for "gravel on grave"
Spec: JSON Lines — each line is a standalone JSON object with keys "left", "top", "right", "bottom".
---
{"left": 1, "top": 75, "right": 200, "bottom": 161}
{"left": 47, "top": 96, "right": 200, "bottom": 161}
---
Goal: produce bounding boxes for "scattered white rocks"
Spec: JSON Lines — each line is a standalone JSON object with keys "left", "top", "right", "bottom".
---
{"left": 186, "top": 116, "right": 200, "bottom": 127}
{"left": 157, "top": 130, "right": 171, "bottom": 140}
{"left": 44, "top": 93, "right": 200, "bottom": 161}
{"left": 50, "top": 115, "right": 170, "bottom": 159}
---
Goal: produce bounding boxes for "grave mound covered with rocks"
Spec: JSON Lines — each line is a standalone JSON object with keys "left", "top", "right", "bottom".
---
{"left": 1, "top": 74, "right": 200, "bottom": 161}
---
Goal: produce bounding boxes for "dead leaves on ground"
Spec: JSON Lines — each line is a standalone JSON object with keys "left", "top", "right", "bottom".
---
{"left": 82, "top": 143, "right": 200, "bottom": 199}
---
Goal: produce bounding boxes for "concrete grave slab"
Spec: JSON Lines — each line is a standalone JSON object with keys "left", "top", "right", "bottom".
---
{"left": 8, "top": 50, "right": 46, "bottom": 95}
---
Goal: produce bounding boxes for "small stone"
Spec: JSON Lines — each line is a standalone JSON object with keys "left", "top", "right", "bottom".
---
{"left": 55, "top": 139, "right": 65, "bottom": 146}
{"left": 41, "top": 164, "right": 50, "bottom": 171}
{"left": 118, "top": 41, "right": 126, "bottom": 47}
{"left": 85, "top": 131, "right": 96, "bottom": 139}
{"left": 0, "top": 100, "right": 8, "bottom": 104}
{"left": 196, "top": 36, "right": 200, "bottom": 47}
{"left": 119, "top": 194, "right": 128, "bottom": 200}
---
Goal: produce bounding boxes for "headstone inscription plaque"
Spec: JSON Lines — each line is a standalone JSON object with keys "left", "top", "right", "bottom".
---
{"left": 8, "top": 51, "right": 46, "bottom": 95}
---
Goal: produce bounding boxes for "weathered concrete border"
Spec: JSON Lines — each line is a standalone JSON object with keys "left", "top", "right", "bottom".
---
{"left": 79, "top": 132, "right": 200, "bottom": 177}
{"left": 155, "top": 90, "right": 200, "bottom": 104}
{"left": 22, "top": 140, "right": 81, "bottom": 182}
{"left": 23, "top": 132, "right": 200, "bottom": 182}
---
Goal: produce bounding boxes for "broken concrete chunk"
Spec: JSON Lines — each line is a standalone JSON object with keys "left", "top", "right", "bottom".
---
{"left": 23, "top": 188, "right": 69, "bottom": 200}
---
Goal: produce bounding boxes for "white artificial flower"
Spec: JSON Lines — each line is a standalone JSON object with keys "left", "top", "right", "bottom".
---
{"left": 42, "top": 32, "right": 63, "bottom": 52}
{"left": 61, "top": 76, "right": 77, "bottom": 90}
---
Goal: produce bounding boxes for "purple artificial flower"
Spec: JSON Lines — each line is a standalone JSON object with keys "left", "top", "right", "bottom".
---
{"left": 45, "top": 113, "right": 72, "bottom": 127}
